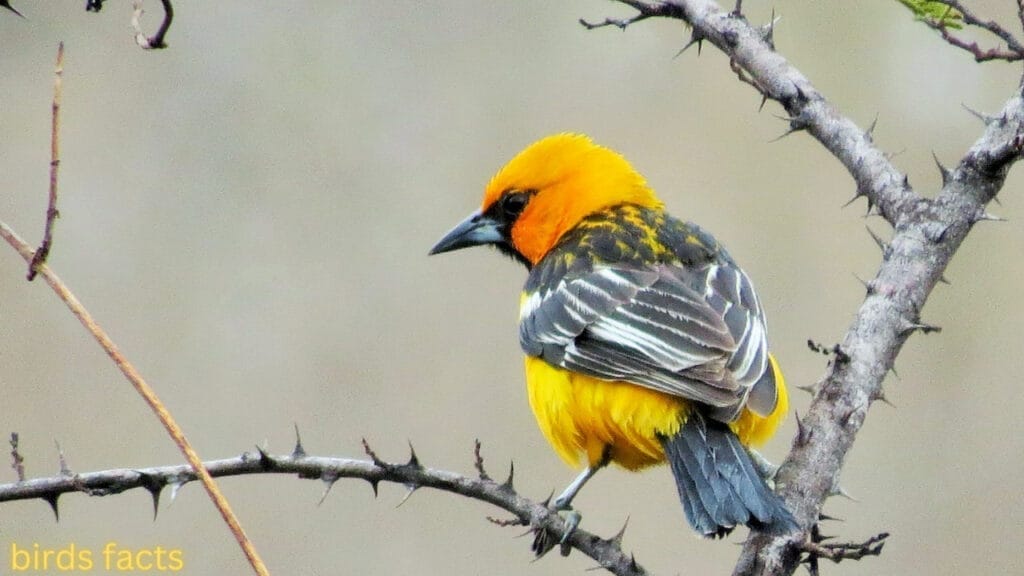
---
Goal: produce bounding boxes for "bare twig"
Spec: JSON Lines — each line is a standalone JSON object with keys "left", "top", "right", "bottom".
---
{"left": 473, "top": 439, "right": 490, "bottom": 481}
{"left": 799, "top": 532, "right": 889, "bottom": 564}
{"left": 28, "top": 43, "right": 64, "bottom": 281}
{"left": 132, "top": 0, "right": 174, "bottom": 50}
{"left": 1018, "top": 0, "right": 1024, "bottom": 38}
{"left": 950, "top": 0, "right": 1024, "bottom": 53}
{"left": 0, "top": 445, "right": 648, "bottom": 576}
{"left": 0, "top": 222, "right": 270, "bottom": 576}
{"left": 55, "top": 441, "right": 71, "bottom": 476}
{"left": 579, "top": 13, "right": 652, "bottom": 30}
{"left": 9, "top": 433, "right": 25, "bottom": 482}
{"left": 922, "top": 0, "right": 1024, "bottom": 62}
{"left": 934, "top": 24, "right": 1024, "bottom": 62}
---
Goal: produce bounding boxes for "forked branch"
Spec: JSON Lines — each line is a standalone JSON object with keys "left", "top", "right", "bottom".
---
{"left": 581, "top": 2, "right": 1024, "bottom": 575}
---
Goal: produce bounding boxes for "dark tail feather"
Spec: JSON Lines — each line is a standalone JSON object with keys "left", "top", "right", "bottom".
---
{"left": 661, "top": 412, "right": 798, "bottom": 537}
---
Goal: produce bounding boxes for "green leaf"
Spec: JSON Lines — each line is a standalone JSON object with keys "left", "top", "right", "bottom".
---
{"left": 896, "top": 0, "right": 964, "bottom": 29}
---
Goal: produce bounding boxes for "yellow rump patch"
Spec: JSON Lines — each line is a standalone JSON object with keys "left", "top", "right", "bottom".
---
{"left": 524, "top": 356, "right": 685, "bottom": 471}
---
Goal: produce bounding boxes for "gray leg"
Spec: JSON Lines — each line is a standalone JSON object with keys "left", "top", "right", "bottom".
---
{"left": 553, "top": 447, "right": 612, "bottom": 510}
{"left": 553, "top": 465, "right": 600, "bottom": 510}
{"left": 550, "top": 449, "right": 611, "bottom": 548}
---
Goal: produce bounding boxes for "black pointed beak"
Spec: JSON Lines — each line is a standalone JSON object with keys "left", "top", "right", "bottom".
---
{"left": 429, "top": 210, "right": 505, "bottom": 255}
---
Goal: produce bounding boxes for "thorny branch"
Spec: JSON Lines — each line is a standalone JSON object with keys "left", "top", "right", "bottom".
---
{"left": 0, "top": 440, "right": 648, "bottom": 576}
{"left": 582, "top": 1, "right": 1024, "bottom": 575}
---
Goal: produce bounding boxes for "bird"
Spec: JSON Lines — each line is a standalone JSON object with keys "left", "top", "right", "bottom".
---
{"left": 429, "top": 133, "right": 796, "bottom": 540}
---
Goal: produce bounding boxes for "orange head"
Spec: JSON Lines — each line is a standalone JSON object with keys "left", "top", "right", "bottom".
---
{"left": 430, "top": 133, "right": 663, "bottom": 267}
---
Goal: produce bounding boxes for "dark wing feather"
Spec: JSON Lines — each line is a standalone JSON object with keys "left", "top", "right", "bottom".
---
{"left": 520, "top": 264, "right": 758, "bottom": 411}
{"left": 700, "top": 264, "right": 771, "bottom": 420}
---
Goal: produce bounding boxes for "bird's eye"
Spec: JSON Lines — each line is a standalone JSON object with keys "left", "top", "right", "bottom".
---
{"left": 500, "top": 192, "right": 530, "bottom": 219}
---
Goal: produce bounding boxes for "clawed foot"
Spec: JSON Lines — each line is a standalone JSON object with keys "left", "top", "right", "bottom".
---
{"left": 532, "top": 456, "right": 610, "bottom": 558}
{"left": 532, "top": 504, "right": 581, "bottom": 553}
{"left": 558, "top": 509, "right": 582, "bottom": 548}
{"left": 531, "top": 502, "right": 581, "bottom": 558}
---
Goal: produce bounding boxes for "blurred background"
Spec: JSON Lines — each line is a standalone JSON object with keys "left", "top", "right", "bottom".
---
{"left": 1, "top": 1, "right": 1022, "bottom": 574}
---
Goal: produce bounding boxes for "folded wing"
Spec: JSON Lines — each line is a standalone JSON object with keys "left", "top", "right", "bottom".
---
{"left": 520, "top": 262, "right": 770, "bottom": 419}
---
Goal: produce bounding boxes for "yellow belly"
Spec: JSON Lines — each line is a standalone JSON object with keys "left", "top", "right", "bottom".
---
{"left": 524, "top": 355, "right": 788, "bottom": 471}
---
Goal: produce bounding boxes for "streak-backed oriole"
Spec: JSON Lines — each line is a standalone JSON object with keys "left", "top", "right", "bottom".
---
{"left": 430, "top": 134, "right": 796, "bottom": 537}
